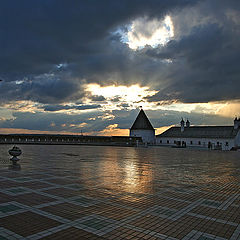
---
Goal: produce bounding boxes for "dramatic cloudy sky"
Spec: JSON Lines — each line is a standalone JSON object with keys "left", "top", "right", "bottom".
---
{"left": 0, "top": 0, "right": 240, "bottom": 135}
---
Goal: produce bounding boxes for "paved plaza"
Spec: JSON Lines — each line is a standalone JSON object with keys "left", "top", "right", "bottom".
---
{"left": 0, "top": 145, "right": 240, "bottom": 239}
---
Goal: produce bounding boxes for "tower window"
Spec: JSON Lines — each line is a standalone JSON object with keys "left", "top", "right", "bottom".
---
{"left": 198, "top": 141, "right": 201, "bottom": 145}
{"left": 167, "top": 140, "right": 169, "bottom": 144}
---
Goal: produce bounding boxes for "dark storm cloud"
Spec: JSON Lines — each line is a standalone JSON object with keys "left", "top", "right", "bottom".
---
{"left": 145, "top": 23, "right": 240, "bottom": 103}
{"left": 145, "top": 0, "right": 240, "bottom": 103}
{"left": 0, "top": 0, "right": 239, "bottom": 107}
{"left": 0, "top": 0, "right": 195, "bottom": 77}
{"left": 0, "top": 74, "right": 83, "bottom": 104}
{"left": 0, "top": 0, "right": 198, "bottom": 104}
{"left": 43, "top": 104, "right": 101, "bottom": 112}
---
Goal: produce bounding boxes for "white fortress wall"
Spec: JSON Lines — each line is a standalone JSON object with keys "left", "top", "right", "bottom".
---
{"left": 156, "top": 137, "right": 235, "bottom": 150}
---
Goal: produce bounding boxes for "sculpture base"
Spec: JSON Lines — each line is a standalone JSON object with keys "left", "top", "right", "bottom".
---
{"left": 8, "top": 163, "right": 21, "bottom": 170}
{"left": 10, "top": 156, "right": 20, "bottom": 165}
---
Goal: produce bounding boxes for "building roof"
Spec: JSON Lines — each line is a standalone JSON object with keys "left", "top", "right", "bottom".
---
{"left": 157, "top": 126, "right": 239, "bottom": 139}
{"left": 130, "top": 109, "right": 155, "bottom": 131}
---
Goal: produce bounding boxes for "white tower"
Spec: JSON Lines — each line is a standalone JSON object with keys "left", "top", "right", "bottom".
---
{"left": 130, "top": 109, "right": 155, "bottom": 144}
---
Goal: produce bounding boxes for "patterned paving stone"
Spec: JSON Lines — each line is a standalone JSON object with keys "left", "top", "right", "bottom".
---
{"left": 0, "top": 145, "right": 240, "bottom": 239}
{"left": 0, "top": 236, "right": 8, "bottom": 240}
{"left": 0, "top": 227, "right": 23, "bottom": 240}
{"left": 22, "top": 181, "right": 53, "bottom": 190}
{"left": 0, "top": 211, "right": 61, "bottom": 237}
{"left": 93, "top": 204, "right": 139, "bottom": 221}
{"left": 64, "top": 183, "right": 85, "bottom": 190}
{"left": 3, "top": 187, "right": 32, "bottom": 196}
{"left": 14, "top": 192, "right": 57, "bottom": 206}
{"left": 0, "top": 193, "right": 11, "bottom": 204}
{"left": 70, "top": 196, "right": 99, "bottom": 207}
{"left": 0, "top": 180, "right": 19, "bottom": 189}
{"left": 39, "top": 202, "right": 89, "bottom": 220}
{"left": 42, "top": 187, "right": 79, "bottom": 198}
{"left": 0, "top": 204, "right": 22, "bottom": 214}
{"left": 40, "top": 227, "right": 105, "bottom": 240}
{"left": 13, "top": 177, "right": 34, "bottom": 182}
{"left": 74, "top": 215, "right": 120, "bottom": 236}
{"left": 46, "top": 178, "right": 75, "bottom": 185}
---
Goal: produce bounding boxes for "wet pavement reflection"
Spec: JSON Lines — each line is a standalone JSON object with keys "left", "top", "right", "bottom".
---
{"left": 0, "top": 145, "right": 240, "bottom": 239}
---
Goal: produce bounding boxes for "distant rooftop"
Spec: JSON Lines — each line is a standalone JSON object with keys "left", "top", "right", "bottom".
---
{"left": 157, "top": 126, "right": 238, "bottom": 139}
{"left": 130, "top": 109, "right": 154, "bottom": 130}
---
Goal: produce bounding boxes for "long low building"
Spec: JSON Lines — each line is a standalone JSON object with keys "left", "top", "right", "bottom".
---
{"left": 156, "top": 118, "right": 240, "bottom": 150}
{"left": 0, "top": 134, "right": 142, "bottom": 147}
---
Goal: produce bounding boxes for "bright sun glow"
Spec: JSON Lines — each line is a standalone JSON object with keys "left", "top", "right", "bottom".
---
{"left": 123, "top": 15, "right": 174, "bottom": 50}
{"left": 86, "top": 83, "right": 237, "bottom": 116}
{"left": 86, "top": 84, "right": 157, "bottom": 106}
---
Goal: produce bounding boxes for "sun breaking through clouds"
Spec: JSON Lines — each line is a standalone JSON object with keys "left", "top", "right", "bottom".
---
{"left": 123, "top": 16, "right": 174, "bottom": 50}
{"left": 0, "top": 0, "right": 239, "bottom": 135}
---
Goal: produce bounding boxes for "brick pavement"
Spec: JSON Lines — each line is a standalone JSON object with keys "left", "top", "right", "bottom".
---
{"left": 0, "top": 146, "right": 240, "bottom": 239}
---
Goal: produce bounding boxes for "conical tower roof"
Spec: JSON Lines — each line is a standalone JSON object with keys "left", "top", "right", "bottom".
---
{"left": 130, "top": 109, "right": 154, "bottom": 130}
